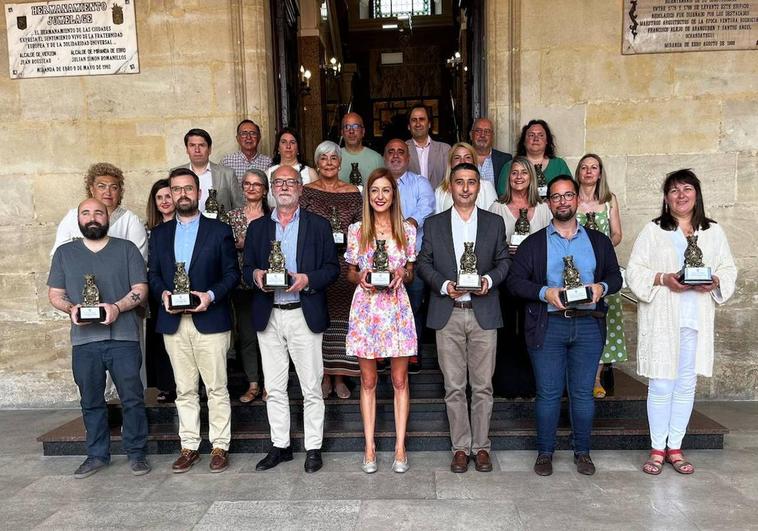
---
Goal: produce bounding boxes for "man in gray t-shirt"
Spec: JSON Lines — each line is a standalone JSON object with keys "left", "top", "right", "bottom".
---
{"left": 47, "top": 198, "right": 151, "bottom": 479}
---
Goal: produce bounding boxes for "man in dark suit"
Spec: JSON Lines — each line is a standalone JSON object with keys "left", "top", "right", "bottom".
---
{"left": 417, "top": 162, "right": 511, "bottom": 474}
{"left": 406, "top": 105, "right": 451, "bottom": 189}
{"left": 174, "top": 128, "right": 244, "bottom": 213}
{"left": 470, "top": 117, "right": 512, "bottom": 187}
{"left": 506, "top": 175, "right": 622, "bottom": 477}
{"left": 148, "top": 167, "right": 240, "bottom": 474}
{"left": 243, "top": 165, "right": 339, "bottom": 474}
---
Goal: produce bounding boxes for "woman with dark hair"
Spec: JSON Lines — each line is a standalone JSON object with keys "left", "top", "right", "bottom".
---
{"left": 265, "top": 128, "right": 317, "bottom": 205}
{"left": 626, "top": 169, "right": 737, "bottom": 475}
{"left": 574, "top": 154, "right": 628, "bottom": 398}
{"left": 345, "top": 168, "right": 417, "bottom": 474}
{"left": 227, "top": 169, "right": 270, "bottom": 403}
{"left": 301, "top": 141, "right": 363, "bottom": 400}
{"left": 495, "top": 119, "right": 571, "bottom": 197}
{"left": 145, "top": 179, "right": 177, "bottom": 402}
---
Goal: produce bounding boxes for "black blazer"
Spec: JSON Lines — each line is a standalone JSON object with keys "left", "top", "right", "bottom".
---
{"left": 148, "top": 216, "right": 240, "bottom": 335}
{"left": 506, "top": 226, "right": 622, "bottom": 350}
{"left": 417, "top": 208, "right": 511, "bottom": 330}
{"left": 242, "top": 209, "right": 339, "bottom": 333}
{"left": 491, "top": 149, "right": 512, "bottom": 185}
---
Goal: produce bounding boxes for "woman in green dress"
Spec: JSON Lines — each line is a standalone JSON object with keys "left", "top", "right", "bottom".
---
{"left": 575, "top": 154, "right": 628, "bottom": 398}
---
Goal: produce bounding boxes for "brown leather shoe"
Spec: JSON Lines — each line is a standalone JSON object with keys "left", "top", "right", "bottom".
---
{"left": 450, "top": 450, "right": 469, "bottom": 473}
{"left": 172, "top": 448, "right": 199, "bottom": 473}
{"left": 474, "top": 450, "right": 493, "bottom": 472}
{"left": 209, "top": 448, "right": 229, "bottom": 473}
{"left": 534, "top": 453, "right": 553, "bottom": 476}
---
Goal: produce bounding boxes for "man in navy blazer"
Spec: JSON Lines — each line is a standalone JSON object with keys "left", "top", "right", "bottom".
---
{"left": 148, "top": 168, "right": 239, "bottom": 474}
{"left": 470, "top": 117, "right": 512, "bottom": 186}
{"left": 243, "top": 165, "right": 339, "bottom": 474}
{"left": 506, "top": 175, "right": 622, "bottom": 477}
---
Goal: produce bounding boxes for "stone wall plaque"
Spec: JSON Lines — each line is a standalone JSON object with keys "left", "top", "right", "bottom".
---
{"left": 623, "top": 0, "right": 758, "bottom": 54}
{"left": 5, "top": 0, "right": 139, "bottom": 79}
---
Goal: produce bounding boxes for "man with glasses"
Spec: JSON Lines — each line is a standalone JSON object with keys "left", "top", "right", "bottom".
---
{"left": 148, "top": 168, "right": 240, "bottom": 473}
{"left": 337, "top": 112, "right": 383, "bottom": 186}
{"left": 221, "top": 119, "right": 273, "bottom": 184}
{"left": 507, "top": 175, "right": 622, "bottom": 477}
{"left": 243, "top": 165, "right": 339, "bottom": 473}
{"left": 469, "top": 117, "right": 511, "bottom": 185}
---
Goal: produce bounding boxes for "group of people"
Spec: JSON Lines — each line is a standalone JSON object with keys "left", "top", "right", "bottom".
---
{"left": 47, "top": 107, "right": 737, "bottom": 481}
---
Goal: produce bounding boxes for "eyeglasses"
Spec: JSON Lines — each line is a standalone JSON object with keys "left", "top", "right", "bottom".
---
{"left": 472, "top": 128, "right": 493, "bottom": 135}
{"left": 170, "top": 185, "right": 196, "bottom": 194}
{"left": 238, "top": 131, "right": 259, "bottom": 137}
{"left": 272, "top": 178, "right": 301, "bottom": 188}
{"left": 242, "top": 182, "right": 265, "bottom": 190}
{"left": 342, "top": 124, "right": 363, "bottom": 132}
{"left": 548, "top": 191, "right": 577, "bottom": 203}
{"left": 94, "top": 183, "right": 120, "bottom": 192}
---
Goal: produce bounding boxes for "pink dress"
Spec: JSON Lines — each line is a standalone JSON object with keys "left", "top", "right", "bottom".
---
{"left": 345, "top": 221, "right": 417, "bottom": 359}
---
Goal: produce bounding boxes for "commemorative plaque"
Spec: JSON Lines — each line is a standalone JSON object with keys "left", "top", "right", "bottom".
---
{"left": 264, "top": 241, "right": 290, "bottom": 289}
{"left": 456, "top": 242, "right": 482, "bottom": 291}
{"left": 559, "top": 255, "right": 593, "bottom": 307}
{"left": 511, "top": 208, "right": 531, "bottom": 247}
{"left": 677, "top": 234, "right": 713, "bottom": 285}
{"left": 368, "top": 239, "right": 391, "bottom": 289}
{"left": 77, "top": 274, "right": 106, "bottom": 322}
{"left": 169, "top": 262, "right": 200, "bottom": 310}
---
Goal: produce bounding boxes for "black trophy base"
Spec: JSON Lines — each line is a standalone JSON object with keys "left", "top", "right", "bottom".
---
{"left": 456, "top": 273, "right": 482, "bottom": 292}
{"left": 677, "top": 266, "right": 713, "bottom": 285}
{"left": 559, "top": 286, "right": 593, "bottom": 307}
{"left": 77, "top": 306, "right": 106, "bottom": 323}
{"left": 368, "top": 271, "right": 392, "bottom": 290}
{"left": 169, "top": 293, "right": 201, "bottom": 311}
{"left": 263, "top": 272, "right": 291, "bottom": 290}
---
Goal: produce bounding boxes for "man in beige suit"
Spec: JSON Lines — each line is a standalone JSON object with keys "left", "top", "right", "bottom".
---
{"left": 174, "top": 128, "right": 244, "bottom": 213}
{"left": 405, "top": 105, "right": 451, "bottom": 189}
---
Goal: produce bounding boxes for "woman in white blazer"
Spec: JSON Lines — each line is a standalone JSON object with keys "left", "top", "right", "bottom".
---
{"left": 626, "top": 169, "right": 737, "bottom": 476}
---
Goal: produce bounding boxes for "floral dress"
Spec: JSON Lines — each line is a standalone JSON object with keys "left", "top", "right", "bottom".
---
{"left": 577, "top": 205, "right": 629, "bottom": 363}
{"left": 345, "top": 221, "right": 417, "bottom": 359}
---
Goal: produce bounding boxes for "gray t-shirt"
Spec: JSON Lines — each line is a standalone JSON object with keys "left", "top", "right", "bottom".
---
{"left": 48, "top": 238, "right": 147, "bottom": 346}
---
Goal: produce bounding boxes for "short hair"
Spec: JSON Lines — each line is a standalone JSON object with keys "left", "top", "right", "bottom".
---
{"left": 314, "top": 140, "right": 341, "bottom": 163}
{"left": 183, "top": 128, "right": 212, "bottom": 148}
{"left": 241, "top": 169, "right": 270, "bottom": 215}
{"left": 169, "top": 167, "right": 200, "bottom": 190}
{"left": 450, "top": 162, "right": 481, "bottom": 180}
{"left": 547, "top": 174, "right": 579, "bottom": 196}
{"left": 407, "top": 104, "right": 431, "bottom": 123}
{"left": 84, "top": 162, "right": 125, "bottom": 203}
{"left": 236, "top": 119, "right": 260, "bottom": 136}
{"left": 383, "top": 138, "right": 408, "bottom": 156}
{"left": 271, "top": 164, "right": 302, "bottom": 183}
{"left": 516, "top": 119, "right": 556, "bottom": 159}
{"left": 146, "top": 178, "right": 171, "bottom": 230}
{"left": 654, "top": 168, "right": 715, "bottom": 231}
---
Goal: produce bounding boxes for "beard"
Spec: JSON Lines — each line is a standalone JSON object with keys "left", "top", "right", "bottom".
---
{"left": 78, "top": 221, "right": 109, "bottom": 240}
{"left": 553, "top": 206, "right": 577, "bottom": 222}
{"left": 175, "top": 197, "right": 199, "bottom": 215}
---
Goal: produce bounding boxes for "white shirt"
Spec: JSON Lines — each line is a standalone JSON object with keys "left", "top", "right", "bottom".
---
{"left": 440, "top": 206, "right": 493, "bottom": 302}
{"left": 194, "top": 163, "right": 212, "bottom": 212}
{"left": 413, "top": 137, "right": 432, "bottom": 180}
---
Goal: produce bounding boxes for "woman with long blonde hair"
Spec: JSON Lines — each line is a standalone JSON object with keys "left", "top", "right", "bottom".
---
{"left": 345, "top": 168, "right": 417, "bottom": 474}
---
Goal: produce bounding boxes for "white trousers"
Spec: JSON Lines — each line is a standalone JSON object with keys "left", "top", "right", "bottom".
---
{"left": 257, "top": 308, "right": 324, "bottom": 450}
{"left": 647, "top": 327, "right": 698, "bottom": 451}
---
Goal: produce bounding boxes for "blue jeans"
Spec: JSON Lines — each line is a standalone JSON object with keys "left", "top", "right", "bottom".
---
{"left": 528, "top": 315, "right": 603, "bottom": 455}
{"left": 72, "top": 340, "right": 148, "bottom": 461}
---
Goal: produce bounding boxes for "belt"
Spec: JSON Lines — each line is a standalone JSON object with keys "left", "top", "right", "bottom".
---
{"left": 453, "top": 301, "right": 473, "bottom": 309}
{"left": 273, "top": 302, "right": 301, "bottom": 310}
{"left": 549, "top": 309, "right": 604, "bottom": 319}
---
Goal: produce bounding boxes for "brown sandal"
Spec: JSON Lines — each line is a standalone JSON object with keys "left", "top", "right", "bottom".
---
{"left": 666, "top": 449, "right": 694, "bottom": 474}
{"left": 642, "top": 449, "right": 665, "bottom": 475}
{"left": 239, "top": 383, "right": 260, "bottom": 403}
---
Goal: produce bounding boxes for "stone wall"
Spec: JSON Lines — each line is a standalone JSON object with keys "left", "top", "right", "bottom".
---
{"left": 486, "top": 0, "right": 757, "bottom": 399}
{"left": 0, "top": 0, "right": 275, "bottom": 406}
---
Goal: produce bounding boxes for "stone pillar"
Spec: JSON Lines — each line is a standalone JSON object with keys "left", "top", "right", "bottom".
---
{"left": 484, "top": 0, "right": 518, "bottom": 152}
{"left": 299, "top": 35, "right": 325, "bottom": 166}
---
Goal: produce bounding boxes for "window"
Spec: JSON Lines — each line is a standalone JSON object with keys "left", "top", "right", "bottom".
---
{"left": 373, "top": 0, "right": 430, "bottom": 18}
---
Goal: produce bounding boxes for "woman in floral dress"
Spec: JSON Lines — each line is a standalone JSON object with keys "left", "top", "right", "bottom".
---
{"left": 345, "top": 168, "right": 417, "bottom": 474}
{"left": 575, "top": 154, "right": 628, "bottom": 398}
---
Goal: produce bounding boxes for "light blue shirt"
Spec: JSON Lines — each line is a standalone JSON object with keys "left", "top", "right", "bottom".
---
{"left": 272, "top": 207, "right": 300, "bottom": 304}
{"left": 539, "top": 221, "right": 605, "bottom": 311}
{"left": 174, "top": 214, "right": 200, "bottom": 272}
{"left": 397, "top": 171, "right": 435, "bottom": 252}
{"left": 478, "top": 155, "right": 495, "bottom": 184}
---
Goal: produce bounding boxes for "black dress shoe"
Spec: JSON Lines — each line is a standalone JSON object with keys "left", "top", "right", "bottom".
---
{"left": 304, "top": 449, "right": 323, "bottom": 473}
{"left": 534, "top": 453, "right": 553, "bottom": 476}
{"left": 255, "top": 446, "right": 293, "bottom": 471}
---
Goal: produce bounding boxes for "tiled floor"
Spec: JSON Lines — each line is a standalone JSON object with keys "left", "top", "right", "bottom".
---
{"left": 1, "top": 403, "right": 756, "bottom": 530}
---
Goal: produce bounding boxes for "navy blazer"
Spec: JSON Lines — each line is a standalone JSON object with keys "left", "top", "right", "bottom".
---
{"left": 506, "top": 225, "right": 622, "bottom": 350}
{"left": 491, "top": 149, "right": 512, "bottom": 185}
{"left": 148, "top": 216, "right": 240, "bottom": 334}
{"left": 242, "top": 209, "right": 339, "bottom": 333}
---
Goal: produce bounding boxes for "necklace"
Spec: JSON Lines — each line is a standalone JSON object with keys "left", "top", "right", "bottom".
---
{"left": 375, "top": 223, "right": 391, "bottom": 236}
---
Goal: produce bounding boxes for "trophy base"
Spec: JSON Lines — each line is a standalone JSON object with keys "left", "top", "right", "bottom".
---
{"left": 560, "top": 286, "right": 593, "bottom": 307}
{"left": 264, "top": 272, "right": 290, "bottom": 290}
{"left": 203, "top": 211, "right": 218, "bottom": 220}
{"left": 510, "top": 234, "right": 528, "bottom": 247}
{"left": 78, "top": 306, "right": 106, "bottom": 323}
{"left": 368, "top": 271, "right": 391, "bottom": 290}
{"left": 169, "top": 293, "right": 201, "bottom": 311}
{"left": 333, "top": 232, "right": 345, "bottom": 247}
{"left": 456, "top": 273, "right": 482, "bottom": 292}
{"left": 538, "top": 185, "right": 548, "bottom": 198}
{"left": 678, "top": 266, "right": 713, "bottom": 285}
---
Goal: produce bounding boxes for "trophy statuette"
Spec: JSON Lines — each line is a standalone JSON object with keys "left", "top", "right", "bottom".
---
{"left": 264, "top": 241, "right": 290, "bottom": 289}
{"left": 677, "top": 234, "right": 712, "bottom": 285}
{"left": 78, "top": 274, "right": 106, "bottom": 322}
{"left": 204, "top": 188, "right": 219, "bottom": 219}
{"left": 367, "top": 239, "right": 391, "bottom": 289}
{"left": 558, "top": 255, "right": 592, "bottom": 307}
{"left": 535, "top": 163, "right": 548, "bottom": 199}
{"left": 349, "top": 163, "right": 363, "bottom": 193}
{"left": 330, "top": 206, "right": 345, "bottom": 246}
{"left": 510, "top": 208, "right": 531, "bottom": 247}
{"left": 456, "top": 242, "right": 482, "bottom": 291}
{"left": 169, "top": 262, "right": 200, "bottom": 310}
{"left": 584, "top": 211, "right": 599, "bottom": 231}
